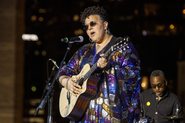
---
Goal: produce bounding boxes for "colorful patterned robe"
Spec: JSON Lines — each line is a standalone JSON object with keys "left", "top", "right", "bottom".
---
{"left": 58, "top": 36, "right": 141, "bottom": 123}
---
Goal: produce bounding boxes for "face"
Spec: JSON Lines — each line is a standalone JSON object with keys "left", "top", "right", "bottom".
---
{"left": 84, "top": 15, "right": 108, "bottom": 43}
{"left": 150, "top": 76, "right": 167, "bottom": 97}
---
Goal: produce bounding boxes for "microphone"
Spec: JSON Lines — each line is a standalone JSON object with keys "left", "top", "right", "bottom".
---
{"left": 49, "top": 59, "right": 59, "bottom": 69}
{"left": 61, "top": 36, "right": 84, "bottom": 43}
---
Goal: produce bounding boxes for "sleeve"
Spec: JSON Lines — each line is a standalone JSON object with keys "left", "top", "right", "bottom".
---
{"left": 58, "top": 51, "right": 80, "bottom": 78}
{"left": 172, "top": 95, "right": 184, "bottom": 122}
{"left": 113, "top": 41, "right": 141, "bottom": 122}
{"left": 57, "top": 44, "right": 90, "bottom": 78}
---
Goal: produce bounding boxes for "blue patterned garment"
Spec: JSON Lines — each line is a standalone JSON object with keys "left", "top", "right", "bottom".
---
{"left": 58, "top": 36, "right": 141, "bottom": 123}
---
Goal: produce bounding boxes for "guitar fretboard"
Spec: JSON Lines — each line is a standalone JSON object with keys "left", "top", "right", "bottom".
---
{"left": 77, "top": 37, "right": 129, "bottom": 86}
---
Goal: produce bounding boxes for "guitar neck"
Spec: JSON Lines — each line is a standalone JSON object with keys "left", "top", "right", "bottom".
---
{"left": 79, "top": 63, "right": 97, "bottom": 85}
{"left": 78, "top": 38, "right": 127, "bottom": 86}
{"left": 79, "top": 49, "right": 110, "bottom": 85}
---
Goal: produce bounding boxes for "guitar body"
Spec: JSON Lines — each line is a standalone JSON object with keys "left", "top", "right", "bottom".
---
{"left": 59, "top": 64, "right": 100, "bottom": 121}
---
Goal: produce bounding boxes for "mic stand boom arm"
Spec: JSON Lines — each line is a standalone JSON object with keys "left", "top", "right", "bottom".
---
{"left": 35, "top": 43, "right": 72, "bottom": 123}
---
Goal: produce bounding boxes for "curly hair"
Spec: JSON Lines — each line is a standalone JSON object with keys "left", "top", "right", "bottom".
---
{"left": 80, "top": 6, "right": 108, "bottom": 26}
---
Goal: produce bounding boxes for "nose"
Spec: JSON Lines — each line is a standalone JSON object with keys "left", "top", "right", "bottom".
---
{"left": 87, "top": 26, "right": 93, "bottom": 31}
{"left": 155, "top": 86, "right": 159, "bottom": 90}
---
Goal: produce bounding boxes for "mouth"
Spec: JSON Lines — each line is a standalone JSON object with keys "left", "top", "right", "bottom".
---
{"left": 90, "top": 31, "right": 95, "bottom": 37}
{"left": 156, "top": 92, "right": 162, "bottom": 96}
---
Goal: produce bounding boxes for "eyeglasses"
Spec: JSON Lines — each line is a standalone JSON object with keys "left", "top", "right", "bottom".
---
{"left": 151, "top": 82, "right": 165, "bottom": 89}
{"left": 84, "top": 21, "right": 97, "bottom": 30}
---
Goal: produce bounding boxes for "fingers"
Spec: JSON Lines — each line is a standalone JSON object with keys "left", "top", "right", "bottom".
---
{"left": 72, "top": 84, "right": 82, "bottom": 95}
{"left": 67, "top": 77, "right": 82, "bottom": 95}
{"left": 97, "top": 55, "right": 107, "bottom": 68}
{"left": 71, "top": 76, "right": 81, "bottom": 88}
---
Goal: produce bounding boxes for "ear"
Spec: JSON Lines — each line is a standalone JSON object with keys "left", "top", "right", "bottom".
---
{"left": 165, "top": 80, "right": 167, "bottom": 86}
{"left": 104, "top": 21, "right": 108, "bottom": 30}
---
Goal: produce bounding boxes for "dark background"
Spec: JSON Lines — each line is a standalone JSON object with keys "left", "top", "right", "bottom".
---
{"left": 23, "top": 0, "right": 185, "bottom": 122}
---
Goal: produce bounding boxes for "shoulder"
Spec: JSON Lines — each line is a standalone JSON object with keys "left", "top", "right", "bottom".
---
{"left": 80, "top": 43, "right": 92, "bottom": 49}
{"left": 70, "top": 43, "right": 93, "bottom": 59}
{"left": 77, "top": 43, "right": 93, "bottom": 53}
{"left": 168, "top": 91, "right": 180, "bottom": 100}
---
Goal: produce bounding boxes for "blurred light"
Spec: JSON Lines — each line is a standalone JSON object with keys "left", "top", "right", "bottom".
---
{"left": 169, "top": 24, "right": 177, "bottom": 34}
{"left": 29, "top": 99, "right": 40, "bottom": 106}
{"left": 134, "top": 9, "right": 139, "bottom": 16}
{"left": 142, "top": 30, "right": 148, "bottom": 36}
{"left": 156, "top": 24, "right": 165, "bottom": 32}
{"left": 22, "top": 34, "right": 39, "bottom": 41}
{"left": 23, "top": 117, "right": 44, "bottom": 123}
{"left": 31, "top": 86, "right": 37, "bottom": 92}
{"left": 182, "top": 9, "right": 185, "bottom": 15}
{"left": 29, "top": 108, "right": 44, "bottom": 115}
{"left": 141, "top": 76, "right": 149, "bottom": 90}
{"left": 41, "top": 50, "right": 47, "bottom": 56}
{"left": 38, "top": 8, "right": 46, "bottom": 13}
{"left": 31, "top": 15, "right": 37, "bottom": 22}
{"left": 73, "top": 14, "right": 79, "bottom": 21}
{"left": 74, "top": 28, "right": 84, "bottom": 35}
{"left": 38, "top": 17, "right": 44, "bottom": 22}
{"left": 144, "top": 3, "right": 159, "bottom": 16}
{"left": 34, "top": 50, "right": 40, "bottom": 56}
{"left": 169, "top": 24, "right": 175, "bottom": 30}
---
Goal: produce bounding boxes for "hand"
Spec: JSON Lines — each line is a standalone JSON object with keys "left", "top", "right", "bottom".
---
{"left": 97, "top": 54, "right": 107, "bottom": 68}
{"left": 67, "top": 76, "right": 82, "bottom": 95}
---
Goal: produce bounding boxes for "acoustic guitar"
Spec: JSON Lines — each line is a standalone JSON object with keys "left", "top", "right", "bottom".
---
{"left": 59, "top": 37, "right": 129, "bottom": 121}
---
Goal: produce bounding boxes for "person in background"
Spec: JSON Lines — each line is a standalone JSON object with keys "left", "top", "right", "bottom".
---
{"left": 58, "top": 6, "right": 141, "bottom": 123}
{"left": 139, "top": 69, "right": 184, "bottom": 123}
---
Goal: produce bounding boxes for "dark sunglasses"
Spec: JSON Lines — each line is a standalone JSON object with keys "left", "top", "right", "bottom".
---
{"left": 151, "top": 82, "right": 165, "bottom": 89}
{"left": 84, "top": 21, "right": 97, "bottom": 30}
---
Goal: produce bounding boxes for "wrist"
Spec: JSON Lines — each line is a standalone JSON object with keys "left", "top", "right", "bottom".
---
{"left": 59, "top": 76, "right": 69, "bottom": 88}
{"left": 65, "top": 78, "right": 70, "bottom": 89}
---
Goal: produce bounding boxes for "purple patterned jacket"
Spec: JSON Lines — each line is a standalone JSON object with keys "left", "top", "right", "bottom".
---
{"left": 58, "top": 36, "right": 141, "bottom": 123}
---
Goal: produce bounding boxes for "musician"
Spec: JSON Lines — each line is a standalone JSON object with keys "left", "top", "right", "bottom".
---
{"left": 58, "top": 6, "right": 141, "bottom": 123}
{"left": 139, "top": 70, "right": 184, "bottom": 123}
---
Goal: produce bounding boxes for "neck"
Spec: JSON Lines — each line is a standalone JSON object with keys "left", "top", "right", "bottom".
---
{"left": 96, "top": 34, "right": 113, "bottom": 54}
{"left": 156, "top": 96, "right": 162, "bottom": 101}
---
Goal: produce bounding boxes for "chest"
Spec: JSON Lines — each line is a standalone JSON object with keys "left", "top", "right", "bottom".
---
{"left": 143, "top": 95, "right": 174, "bottom": 116}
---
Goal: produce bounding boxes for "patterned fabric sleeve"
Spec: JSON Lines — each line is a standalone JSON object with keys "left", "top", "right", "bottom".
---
{"left": 58, "top": 44, "right": 91, "bottom": 78}
{"left": 111, "top": 41, "right": 141, "bottom": 122}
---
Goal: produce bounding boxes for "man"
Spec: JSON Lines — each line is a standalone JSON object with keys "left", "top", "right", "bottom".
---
{"left": 58, "top": 6, "right": 141, "bottom": 123}
{"left": 140, "top": 70, "right": 184, "bottom": 123}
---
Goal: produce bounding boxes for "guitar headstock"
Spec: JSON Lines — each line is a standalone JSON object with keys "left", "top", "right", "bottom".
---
{"left": 109, "top": 37, "right": 130, "bottom": 54}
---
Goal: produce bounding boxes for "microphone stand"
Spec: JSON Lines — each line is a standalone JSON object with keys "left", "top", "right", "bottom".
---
{"left": 35, "top": 43, "right": 72, "bottom": 123}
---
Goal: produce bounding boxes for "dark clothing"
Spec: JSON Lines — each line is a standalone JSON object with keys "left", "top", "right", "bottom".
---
{"left": 140, "top": 89, "right": 184, "bottom": 123}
